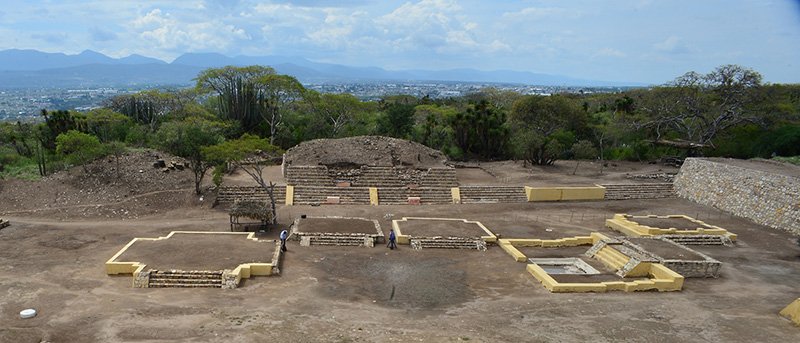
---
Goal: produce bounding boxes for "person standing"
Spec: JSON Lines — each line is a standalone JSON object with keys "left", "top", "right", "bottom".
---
{"left": 280, "top": 229, "right": 288, "bottom": 252}
{"left": 387, "top": 228, "right": 397, "bottom": 250}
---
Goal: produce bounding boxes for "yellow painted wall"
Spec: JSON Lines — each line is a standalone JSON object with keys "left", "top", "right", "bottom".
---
{"left": 369, "top": 187, "right": 379, "bottom": 206}
{"left": 780, "top": 298, "right": 800, "bottom": 326}
{"left": 451, "top": 187, "right": 461, "bottom": 204}
{"left": 285, "top": 185, "right": 294, "bottom": 206}
{"left": 606, "top": 213, "right": 737, "bottom": 240}
{"left": 525, "top": 185, "right": 606, "bottom": 202}
{"left": 527, "top": 261, "right": 684, "bottom": 293}
{"left": 526, "top": 187, "right": 562, "bottom": 201}
{"left": 500, "top": 242, "right": 527, "bottom": 262}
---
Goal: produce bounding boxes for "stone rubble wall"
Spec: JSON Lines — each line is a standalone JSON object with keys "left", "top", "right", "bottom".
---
{"left": 674, "top": 158, "right": 800, "bottom": 235}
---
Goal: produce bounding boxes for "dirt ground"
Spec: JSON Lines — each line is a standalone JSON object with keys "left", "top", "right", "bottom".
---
{"left": 297, "top": 217, "right": 379, "bottom": 234}
{"left": 1, "top": 158, "right": 800, "bottom": 342}
{"left": 114, "top": 233, "right": 276, "bottom": 271}
{"left": 396, "top": 218, "right": 488, "bottom": 238}
{"left": 627, "top": 238, "right": 707, "bottom": 261}
{"left": 632, "top": 216, "right": 715, "bottom": 231}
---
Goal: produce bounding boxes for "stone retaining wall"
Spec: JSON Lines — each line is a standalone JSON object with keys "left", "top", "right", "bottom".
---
{"left": 674, "top": 158, "right": 800, "bottom": 235}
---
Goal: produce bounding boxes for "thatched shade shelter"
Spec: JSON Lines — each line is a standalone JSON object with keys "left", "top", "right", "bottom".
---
{"left": 229, "top": 200, "right": 274, "bottom": 232}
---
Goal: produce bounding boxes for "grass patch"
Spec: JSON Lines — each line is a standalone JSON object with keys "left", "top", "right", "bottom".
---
{"left": 0, "top": 160, "right": 42, "bottom": 181}
{"left": 772, "top": 156, "right": 800, "bottom": 166}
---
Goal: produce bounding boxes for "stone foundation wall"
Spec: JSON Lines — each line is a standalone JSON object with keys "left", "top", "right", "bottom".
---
{"left": 661, "top": 260, "right": 721, "bottom": 278}
{"left": 674, "top": 158, "right": 800, "bottom": 235}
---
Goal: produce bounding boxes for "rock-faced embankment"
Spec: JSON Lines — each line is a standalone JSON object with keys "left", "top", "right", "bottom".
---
{"left": 673, "top": 158, "right": 800, "bottom": 234}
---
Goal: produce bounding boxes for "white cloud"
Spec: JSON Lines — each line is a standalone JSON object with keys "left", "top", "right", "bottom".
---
{"left": 131, "top": 9, "right": 250, "bottom": 53}
{"left": 653, "top": 36, "right": 690, "bottom": 54}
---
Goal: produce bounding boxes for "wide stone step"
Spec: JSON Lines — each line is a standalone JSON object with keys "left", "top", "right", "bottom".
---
{"left": 148, "top": 282, "right": 223, "bottom": 288}
{"left": 149, "top": 278, "right": 222, "bottom": 284}
{"left": 411, "top": 239, "right": 487, "bottom": 250}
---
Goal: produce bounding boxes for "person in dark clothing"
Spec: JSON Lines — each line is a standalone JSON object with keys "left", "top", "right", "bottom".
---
{"left": 280, "top": 229, "right": 288, "bottom": 252}
{"left": 387, "top": 229, "right": 397, "bottom": 250}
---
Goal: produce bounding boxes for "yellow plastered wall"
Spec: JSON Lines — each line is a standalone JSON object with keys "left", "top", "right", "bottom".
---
{"left": 560, "top": 186, "right": 606, "bottom": 201}
{"left": 594, "top": 245, "right": 630, "bottom": 270}
{"left": 369, "top": 187, "right": 379, "bottom": 206}
{"left": 451, "top": 187, "right": 461, "bottom": 204}
{"left": 527, "top": 262, "right": 684, "bottom": 293}
{"left": 525, "top": 185, "right": 606, "bottom": 202}
{"left": 605, "top": 214, "right": 737, "bottom": 240}
{"left": 285, "top": 185, "right": 294, "bottom": 206}
{"left": 526, "top": 187, "right": 562, "bottom": 201}
{"left": 499, "top": 233, "right": 611, "bottom": 263}
{"left": 780, "top": 298, "right": 800, "bottom": 326}
{"left": 106, "top": 231, "right": 279, "bottom": 278}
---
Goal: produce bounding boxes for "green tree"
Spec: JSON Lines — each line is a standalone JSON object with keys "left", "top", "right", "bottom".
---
{"left": 509, "top": 95, "right": 582, "bottom": 165}
{"left": 376, "top": 103, "right": 415, "bottom": 138}
{"left": 571, "top": 140, "right": 598, "bottom": 175}
{"left": 636, "top": 64, "right": 763, "bottom": 154}
{"left": 105, "top": 141, "right": 127, "bottom": 181}
{"left": 80, "top": 108, "right": 132, "bottom": 142}
{"left": 451, "top": 100, "right": 508, "bottom": 159}
{"left": 55, "top": 130, "right": 103, "bottom": 174}
{"left": 156, "top": 118, "right": 225, "bottom": 194}
{"left": 254, "top": 74, "right": 305, "bottom": 145}
{"left": 305, "top": 92, "right": 366, "bottom": 137}
{"left": 196, "top": 66, "right": 276, "bottom": 132}
{"left": 203, "top": 134, "right": 284, "bottom": 224}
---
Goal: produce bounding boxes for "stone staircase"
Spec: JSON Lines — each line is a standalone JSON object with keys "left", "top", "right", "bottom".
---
{"left": 460, "top": 186, "right": 528, "bottom": 203}
{"left": 379, "top": 187, "right": 453, "bottom": 205}
{"left": 300, "top": 235, "right": 374, "bottom": 247}
{"left": 420, "top": 168, "right": 459, "bottom": 187}
{"left": 601, "top": 183, "right": 676, "bottom": 200}
{"left": 410, "top": 238, "right": 487, "bottom": 251}
{"left": 353, "top": 166, "right": 404, "bottom": 187}
{"left": 216, "top": 186, "right": 286, "bottom": 205}
{"left": 660, "top": 234, "right": 733, "bottom": 246}
{"left": 293, "top": 186, "right": 371, "bottom": 205}
{"left": 286, "top": 166, "right": 333, "bottom": 186}
{"left": 147, "top": 270, "right": 224, "bottom": 288}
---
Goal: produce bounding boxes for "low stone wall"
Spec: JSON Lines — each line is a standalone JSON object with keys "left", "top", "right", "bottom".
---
{"left": 674, "top": 158, "right": 800, "bottom": 235}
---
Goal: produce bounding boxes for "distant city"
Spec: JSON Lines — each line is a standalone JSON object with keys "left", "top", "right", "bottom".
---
{"left": 0, "top": 82, "right": 634, "bottom": 122}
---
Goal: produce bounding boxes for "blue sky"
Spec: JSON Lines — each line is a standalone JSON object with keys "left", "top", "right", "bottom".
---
{"left": 0, "top": 0, "right": 798, "bottom": 84}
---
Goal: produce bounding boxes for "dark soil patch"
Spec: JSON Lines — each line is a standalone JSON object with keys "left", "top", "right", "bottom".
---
{"left": 517, "top": 246, "right": 592, "bottom": 259}
{"left": 38, "top": 234, "right": 98, "bottom": 250}
{"left": 629, "top": 216, "right": 712, "bottom": 231}
{"left": 297, "top": 217, "right": 378, "bottom": 234}
{"left": 311, "top": 250, "right": 474, "bottom": 310}
{"left": 627, "top": 238, "right": 707, "bottom": 261}
{"left": 397, "top": 219, "right": 487, "bottom": 238}
{"left": 114, "top": 232, "right": 275, "bottom": 270}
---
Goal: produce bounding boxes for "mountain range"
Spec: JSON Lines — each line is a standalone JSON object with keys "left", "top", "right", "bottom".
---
{"left": 0, "top": 49, "right": 644, "bottom": 88}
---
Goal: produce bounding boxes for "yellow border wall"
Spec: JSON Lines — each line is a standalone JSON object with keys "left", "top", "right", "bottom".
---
{"left": 369, "top": 187, "right": 379, "bottom": 206}
{"left": 392, "top": 217, "right": 497, "bottom": 245}
{"left": 106, "top": 231, "right": 280, "bottom": 286}
{"left": 781, "top": 298, "right": 800, "bottom": 326}
{"left": 502, "top": 233, "right": 684, "bottom": 293}
{"left": 499, "top": 233, "right": 610, "bottom": 262}
{"left": 451, "top": 187, "right": 461, "bottom": 204}
{"left": 525, "top": 185, "right": 606, "bottom": 202}
{"left": 285, "top": 185, "right": 294, "bottom": 206}
{"left": 526, "top": 262, "right": 683, "bottom": 293}
{"left": 605, "top": 214, "right": 737, "bottom": 240}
